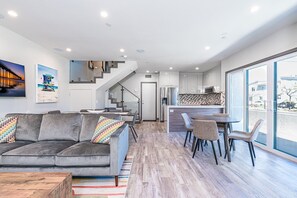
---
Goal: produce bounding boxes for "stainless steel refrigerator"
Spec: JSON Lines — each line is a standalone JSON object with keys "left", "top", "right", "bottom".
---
{"left": 160, "top": 87, "right": 178, "bottom": 122}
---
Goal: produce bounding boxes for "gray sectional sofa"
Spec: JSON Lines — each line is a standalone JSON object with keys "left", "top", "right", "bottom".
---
{"left": 0, "top": 113, "right": 129, "bottom": 186}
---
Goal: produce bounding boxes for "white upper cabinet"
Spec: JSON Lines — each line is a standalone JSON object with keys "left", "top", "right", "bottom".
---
{"left": 159, "top": 71, "right": 179, "bottom": 87}
{"left": 179, "top": 72, "right": 203, "bottom": 94}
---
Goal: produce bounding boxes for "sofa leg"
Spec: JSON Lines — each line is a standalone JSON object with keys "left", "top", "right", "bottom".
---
{"left": 115, "top": 176, "right": 119, "bottom": 186}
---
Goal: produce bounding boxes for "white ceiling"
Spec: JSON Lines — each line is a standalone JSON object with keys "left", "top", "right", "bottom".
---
{"left": 1, "top": 0, "right": 297, "bottom": 72}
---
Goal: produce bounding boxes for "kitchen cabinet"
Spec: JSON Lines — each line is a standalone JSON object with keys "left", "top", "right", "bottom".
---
{"left": 159, "top": 71, "right": 179, "bottom": 87}
{"left": 179, "top": 72, "right": 203, "bottom": 94}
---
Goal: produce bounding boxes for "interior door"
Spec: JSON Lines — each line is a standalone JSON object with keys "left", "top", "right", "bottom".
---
{"left": 141, "top": 82, "right": 157, "bottom": 121}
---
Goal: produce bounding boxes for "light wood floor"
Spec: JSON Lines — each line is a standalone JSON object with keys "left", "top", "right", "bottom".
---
{"left": 126, "top": 122, "right": 297, "bottom": 198}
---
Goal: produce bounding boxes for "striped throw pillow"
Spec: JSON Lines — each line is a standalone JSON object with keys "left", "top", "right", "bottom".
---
{"left": 91, "top": 116, "right": 124, "bottom": 144}
{"left": 0, "top": 117, "right": 18, "bottom": 143}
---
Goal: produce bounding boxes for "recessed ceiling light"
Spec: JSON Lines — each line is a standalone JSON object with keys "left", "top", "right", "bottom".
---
{"left": 250, "top": 5, "right": 260, "bottom": 13}
{"left": 146, "top": 70, "right": 150, "bottom": 73}
{"left": 100, "top": 11, "right": 108, "bottom": 18}
{"left": 169, "top": 67, "right": 173, "bottom": 70}
{"left": 7, "top": 10, "right": 18, "bottom": 17}
{"left": 155, "top": 71, "right": 158, "bottom": 73}
{"left": 195, "top": 67, "right": 199, "bottom": 70}
{"left": 205, "top": 46, "right": 211, "bottom": 50}
{"left": 120, "top": 48, "right": 125, "bottom": 52}
{"left": 122, "top": 55, "right": 128, "bottom": 59}
{"left": 66, "top": 48, "right": 72, "bottom": 52}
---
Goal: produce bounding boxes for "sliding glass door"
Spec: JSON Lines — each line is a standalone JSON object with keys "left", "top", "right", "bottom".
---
{"left": 227, "top": 70, "right": 244, "bottom": 131}
{"left": 227, "top": 52, "right": 297, "bottom": 159}
{"left": 274, "top": 55, "right": 297, "bottom": 157}
{"left": 246, "top": 65, "right": 268, "bottom": 145}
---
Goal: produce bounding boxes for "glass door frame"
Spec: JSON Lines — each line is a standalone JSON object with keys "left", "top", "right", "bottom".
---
{"left": 225, "top": 50, "right": 297, "bottom": 163}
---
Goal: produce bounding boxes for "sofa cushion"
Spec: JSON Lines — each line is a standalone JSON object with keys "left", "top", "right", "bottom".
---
{"left": 38, "top": 113, "right": 82, "bottom": 141}
{"left": 1, "top": 141, "right": 76, "bottom": 166}
{"left": 80, "top": 114, "right": 121, "bottom": 141}
{"left": 0, "top": 141, "right": 32, "bottom": 155}
{"left": 0, "top": 117, "right": 17, "bottom": 143}
{"left": 91, "top": 116, "right": 124, "bottom": 144}
{"left": 5, "top": 114, "right": 43, "bottom": 142}
{"left": 56, "top": 142, "right": 110, "bottom": 167}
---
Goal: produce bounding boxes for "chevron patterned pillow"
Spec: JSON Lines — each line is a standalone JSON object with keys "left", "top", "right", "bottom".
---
{"left": 91, "top": 116, "right": 125, "bottom": 144}
{"left": 0, "top": 116, "right": 18, "bottom": 143}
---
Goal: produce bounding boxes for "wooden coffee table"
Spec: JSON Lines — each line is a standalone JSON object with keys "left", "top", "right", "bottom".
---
{"left": 0, "top": 172, "right": 72, "bottom": 198}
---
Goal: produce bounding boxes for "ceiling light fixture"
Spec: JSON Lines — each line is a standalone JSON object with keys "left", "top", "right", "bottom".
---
{"left": 120, "top": 48, "right": 125, "bottom": 52}
{"left": 195, "top": 67, "right": 199, "bottom": 70}
{"left": 66, "top": 48, "right": 72, "bottom": 52}
{"left": 146, "top": 70, "right": 150, "bottom": 73}
{"left": 122, "top": 55, "right": 128, "bottom": 59}
{"left": 169, "top": 67, "right": 173, "bottom": 70}
{"left": 7, "top": 10, "right": 18, "bottom": 17}
{"left": 100, "top": 11, "right": 108, "bottom": 18}
{"left": 205, "top": 46, "right": 211, "bottom": 50}
{"left": 250, "top": 5, "right": 260, "bottom": 13}
{"left": 155, "top": 71, "right": 158, "bottom": 73}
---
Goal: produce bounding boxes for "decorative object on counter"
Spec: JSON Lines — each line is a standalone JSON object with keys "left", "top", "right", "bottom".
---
{"left": 36, "top": 64, "right": 58, "bottom": 103}
{"left": 179, "top": 92, "right": 224, "bottom": 106}
{"left": 0, "top": 59, "right": 26, "bottom": 97}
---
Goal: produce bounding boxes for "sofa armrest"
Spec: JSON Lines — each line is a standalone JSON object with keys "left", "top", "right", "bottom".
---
{"left": 109, "top": 123, "right": 129, "bottom": 175}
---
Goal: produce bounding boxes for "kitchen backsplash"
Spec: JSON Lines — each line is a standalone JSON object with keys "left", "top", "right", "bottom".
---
{"left": 178, "top": 92, "right": 225, "bottom": 105}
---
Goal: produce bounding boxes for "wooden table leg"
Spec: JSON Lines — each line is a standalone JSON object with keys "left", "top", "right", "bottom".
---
{"left": 224, "top": 123, "right": 231, "bottom": 162}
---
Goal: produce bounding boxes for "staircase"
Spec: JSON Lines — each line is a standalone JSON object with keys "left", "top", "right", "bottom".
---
{"left": 68, "top": 61, "right": 138, "bottom": 111}
{"left": 107, "top": 82, "right": 142, "bottom": 122}
{"left": 70, "top": 61, "right": 125, "bottom": 83}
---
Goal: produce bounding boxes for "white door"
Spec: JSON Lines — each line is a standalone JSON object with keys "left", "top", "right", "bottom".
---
{"left": 141, "top": 83, "right": 156, "bottom": 120}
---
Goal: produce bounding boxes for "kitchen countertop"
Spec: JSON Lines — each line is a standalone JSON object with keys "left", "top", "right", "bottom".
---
{"left": 167, "top": 105, "right": 224, "bottom": 108}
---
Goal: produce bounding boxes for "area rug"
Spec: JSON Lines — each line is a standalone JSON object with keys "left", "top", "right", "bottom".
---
{"left": 72, "top": 157, "right": 133, "bottom": 198}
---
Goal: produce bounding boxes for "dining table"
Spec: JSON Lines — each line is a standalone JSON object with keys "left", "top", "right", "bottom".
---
{"left": 191, "top": 114, "right": 240, "bottom": 162}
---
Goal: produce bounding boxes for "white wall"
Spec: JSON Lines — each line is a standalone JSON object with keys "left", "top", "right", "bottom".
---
{"left": 221, "top": 22, "right": 297, "bottom": 91}
{"left": 203, "top": 65, "right": 221, "bottom": 89}
{"left": 115, "top": 72, "right": 160, "bottom": 118}
{"left": 0, "top": 26, "right": 70, "bottom": 117}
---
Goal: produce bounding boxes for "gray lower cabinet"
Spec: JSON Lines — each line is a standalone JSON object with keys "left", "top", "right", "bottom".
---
{"left": 167, "top": 106, "right": 224, "bottom": 132}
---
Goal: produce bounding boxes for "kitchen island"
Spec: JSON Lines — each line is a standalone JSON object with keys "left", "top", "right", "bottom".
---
{"left": 166, "top": 105, "right": 224, "bottom": 133}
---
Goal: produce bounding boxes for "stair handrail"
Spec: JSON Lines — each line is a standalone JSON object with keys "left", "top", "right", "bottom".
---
{"left": 118, "top": 82, "right": 140, "bottom": 101}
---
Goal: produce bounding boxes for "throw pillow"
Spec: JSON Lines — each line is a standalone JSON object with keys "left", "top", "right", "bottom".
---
{"left": 91, "top": 116, "right": 125, "bottom": 144}
{"left": 0, "top": 117, "right": 18, "bottom": 143}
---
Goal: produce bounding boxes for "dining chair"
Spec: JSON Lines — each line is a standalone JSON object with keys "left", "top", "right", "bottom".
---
{"left": 212, "top": 113, "right": 235, "bottom": 151}
{"left": 122, "top": 112, "right": 138, "bottom": 142}
{"left": 192, "top": 120, "right": 222, "bottom": 165}
{"left": 225, "top": 119, "right": 264, "bottom": 166}
{"left": 181, "top": 113, "right": 194, "bottom": 148}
